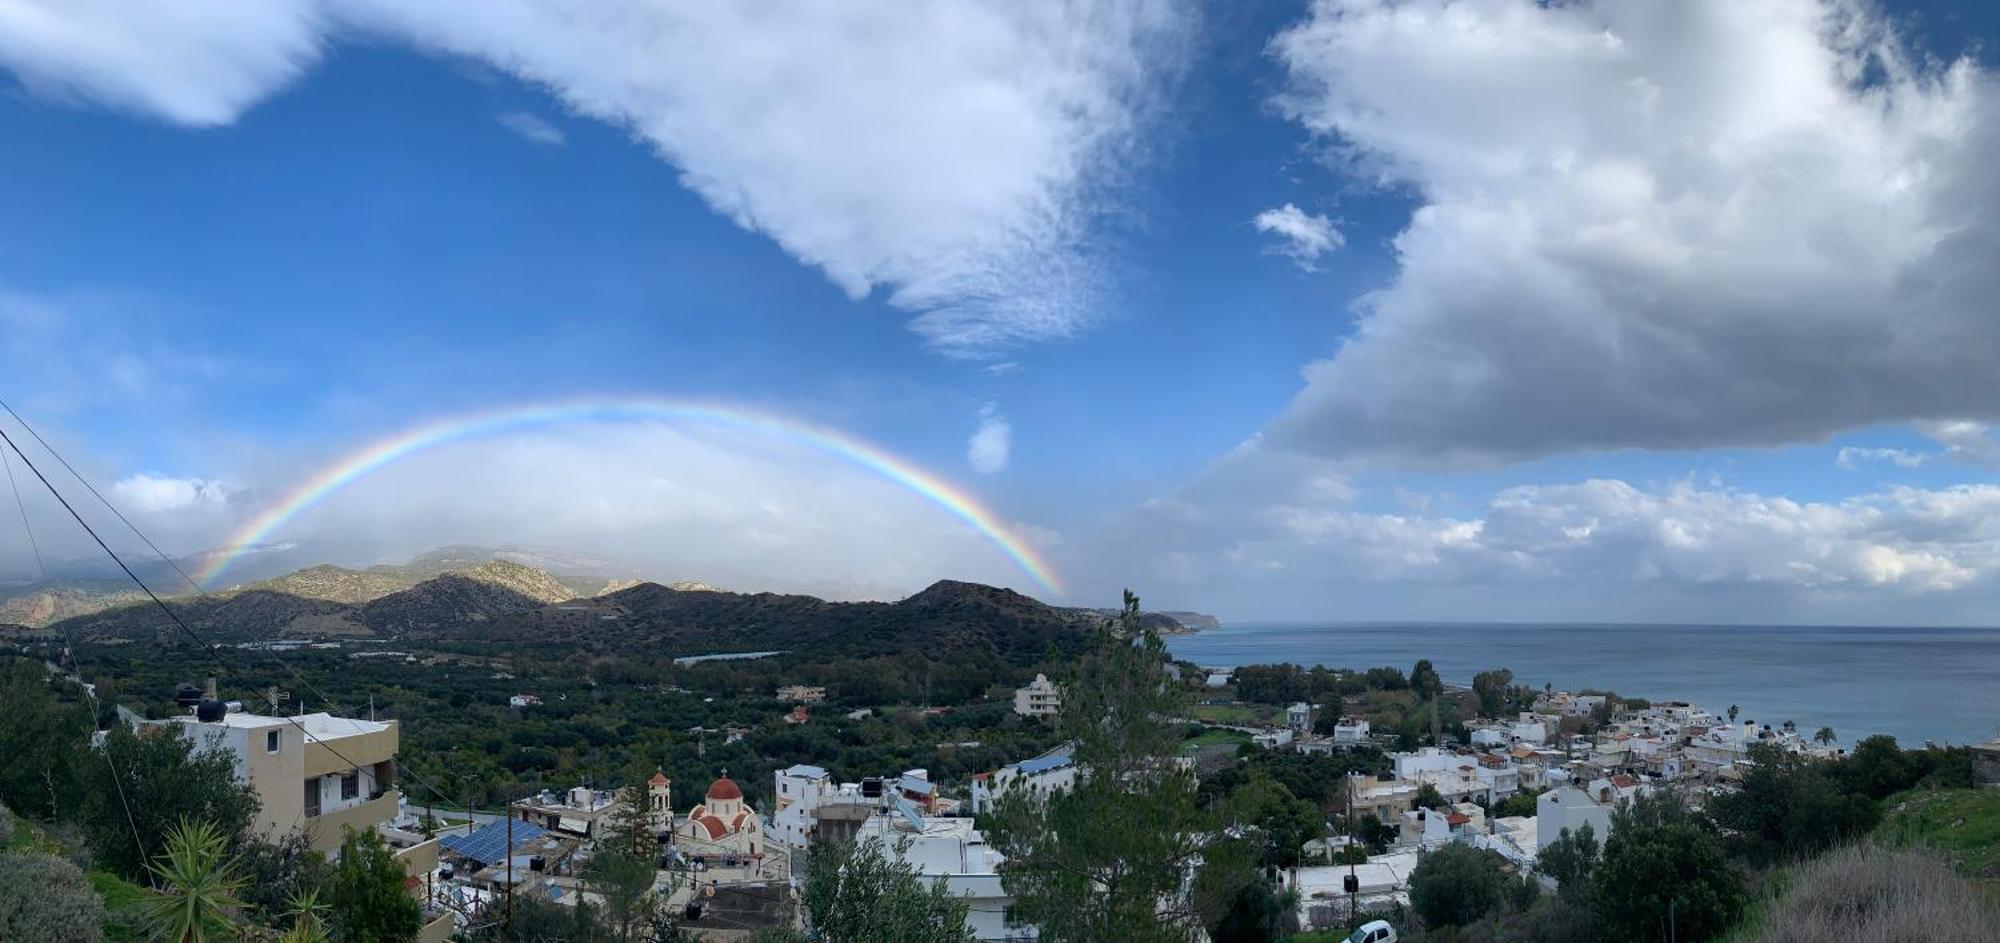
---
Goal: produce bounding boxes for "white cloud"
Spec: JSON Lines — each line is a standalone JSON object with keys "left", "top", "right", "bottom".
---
{"left": 1837, "top": 446, "right": 1929, "bottom": 470}
{"left": 496, "top": 110, "right": 564, "bottom": 146}
{"left": 111, "top": 473, "right": 230, "bottom": 513}
{"left": 1254, "top": 203, "right": 1343, "bottom": 270}
{"left": 0, "top": 0, "right": 322, "bottom": 127}
{"left": 967, "top": 406, "right": 1011, "bottom": 475}
{"left": 1265, "top": 0, "right": 2000, "bottom": 462}
{"left": 0, "top": 2, "right": 1191, "bottom": 353}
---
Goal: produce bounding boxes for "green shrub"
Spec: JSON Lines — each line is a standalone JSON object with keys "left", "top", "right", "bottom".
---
{"left": 0, "top": 852, "right": 106, "bottom": 942}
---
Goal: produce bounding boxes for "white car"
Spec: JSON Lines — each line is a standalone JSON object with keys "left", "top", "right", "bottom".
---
{"left": 1345, "top": 920, "right": 1397, "bottom": 943}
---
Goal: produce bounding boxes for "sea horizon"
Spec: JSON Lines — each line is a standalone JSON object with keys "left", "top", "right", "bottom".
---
{"left": 1168, "top": 621, "right": 2000, "bottom": 749}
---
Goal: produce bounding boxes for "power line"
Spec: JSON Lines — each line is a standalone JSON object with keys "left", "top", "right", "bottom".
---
{"left": 1, "top": 444, "right": 46, "bottom": 580}
{"left": 0, "top": 398, "right": 485, "bottom": 827}
{"left": 0, "top": 398, "right": 207, "bottom": 595}
{"left": 0, "top": 434, "right": 147, "bottom": 868}
{"left": 0, "top": 416, "right": 485, "bottom": 856}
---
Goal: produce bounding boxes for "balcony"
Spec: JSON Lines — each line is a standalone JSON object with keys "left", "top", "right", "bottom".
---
{"left": 304, "top": 720, "right": 399, "bottom": 778}
{"left": 305, "top": 789, "right": 401, "bottom": 853}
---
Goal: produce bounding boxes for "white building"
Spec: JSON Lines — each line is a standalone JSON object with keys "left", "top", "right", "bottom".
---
{"left": 854, "top": 810, "right": 1022, "bottom": 941}
{"left": 1287, "top": 702, "right": 1315, "bottom": 733}
{"left": 1535, "top": 786, "right": 1612, "bottom": 853}
{"left": 1333, "top": 718, "right": 1371, "bottom": 744}
{"left": 1287, "top": 851, "right": 1421, "bottom": 931}
{"left": 971, "top": 743, "right": 1076, "bottom": 814}
{"left": 1012, "top": 675, "right": 1061, "bottom": 718}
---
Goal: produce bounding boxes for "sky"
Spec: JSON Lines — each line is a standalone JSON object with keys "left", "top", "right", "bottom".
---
{"left": 4, "top": 0, "right": 2000, "bottom": 623}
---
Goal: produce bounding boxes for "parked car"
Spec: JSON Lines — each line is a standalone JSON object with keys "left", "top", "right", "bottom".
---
{"left": 1346, "top": 920, "right": 1397, "bottom": 943}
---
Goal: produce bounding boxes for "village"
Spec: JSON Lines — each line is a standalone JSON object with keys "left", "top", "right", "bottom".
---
{"left": 126, "top": 663, "right": 1994, "bottom": 943}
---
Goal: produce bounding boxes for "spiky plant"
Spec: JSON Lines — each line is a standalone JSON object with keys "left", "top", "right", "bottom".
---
{"left": 279, "top": 887, "right": 330, "bottom": 943}
{"left": 139, "top": 819, "right": 246, "bottom": 943}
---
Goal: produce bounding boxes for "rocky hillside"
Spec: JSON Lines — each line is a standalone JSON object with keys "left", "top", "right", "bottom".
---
{"left": 0, "top": 584, "right": 146, "bottom": 628}
{"left": 241, "top": 565, "right": 415, "bottom": 605}
{"left": 361, "top": 572, "right": 559, "bottom": 634}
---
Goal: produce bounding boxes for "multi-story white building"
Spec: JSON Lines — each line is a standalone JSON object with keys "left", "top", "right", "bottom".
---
{"left": 1012, "top": 674, "right": 1061, "bottom": 718}
{"left": 854, "top": 810, "right": 1022, "bottom": 942}
{"left": 160, "top": 705, "right": 451, "bottom": 942}
{"left": 166, "top": 709, "right": 402, "bottom": 854}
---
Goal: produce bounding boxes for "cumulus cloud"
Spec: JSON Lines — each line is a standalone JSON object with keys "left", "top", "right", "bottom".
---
{"left": 110, "top": 473, "right": 231, "bottom": 513}
{"left": 0, "top": 1, "right": 1190, "bottom": 353}
{"left": 967, "top": 406, "right": 1012, "bottom": 475}
{"left": 1254, "top": 203, "right": 1343, "bottom": 270}
{"left": 1265, "top": 0, "right": 2000, "bottom": 462}
{"left": 496, "top": 110, "right": 564, "bottom": 146}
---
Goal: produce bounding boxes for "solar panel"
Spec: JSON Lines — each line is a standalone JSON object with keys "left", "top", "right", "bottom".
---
{"left": 440, "top": 820, "right": 546, "bottom": 866}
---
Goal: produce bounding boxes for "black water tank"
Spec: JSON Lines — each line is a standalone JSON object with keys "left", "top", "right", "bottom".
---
{"left": 175, "top": 684, "right": 203, "bottom": 708}
{"left": 195, "top": 699, "right": 228, "bottom": 722}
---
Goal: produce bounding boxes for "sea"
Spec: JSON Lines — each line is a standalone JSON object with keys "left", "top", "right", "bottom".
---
{"left": 1166, "top": 622, "right": 2000, "bottom": 748}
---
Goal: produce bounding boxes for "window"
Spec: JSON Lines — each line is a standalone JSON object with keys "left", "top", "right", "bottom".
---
{"left": 304, "top": 779, "right": 321, "bottom": 818}
{"left": 266, "top": 730, "right": 280, "bottom": 754}
{"left": 341, "top": 771, "right": 360, "bottom": 801}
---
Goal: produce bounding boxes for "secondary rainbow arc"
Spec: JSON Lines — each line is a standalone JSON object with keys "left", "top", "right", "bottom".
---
{"left": 194, "top": 399, "right": 1062, "bottom": 595}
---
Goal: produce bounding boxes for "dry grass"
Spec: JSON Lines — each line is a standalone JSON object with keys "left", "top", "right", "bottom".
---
{"left": 1747, "top": 845, "right": 2000, "bottom": 943}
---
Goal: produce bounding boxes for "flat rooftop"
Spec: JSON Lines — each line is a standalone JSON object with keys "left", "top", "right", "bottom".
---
{"left": 176, "top": 710, "right": 391, "bottom": 743}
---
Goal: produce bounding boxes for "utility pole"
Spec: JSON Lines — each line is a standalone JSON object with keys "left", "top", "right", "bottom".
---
{"left": 505, "top": 788, "right": 514, "bottom": 933}
{"left": 1345, "top": 776, "right": 1359, "bottom": 927}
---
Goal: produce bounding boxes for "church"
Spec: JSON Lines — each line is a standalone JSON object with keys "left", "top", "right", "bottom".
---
{"left": 675, "top": 773, "right": 764, "bottom": 864}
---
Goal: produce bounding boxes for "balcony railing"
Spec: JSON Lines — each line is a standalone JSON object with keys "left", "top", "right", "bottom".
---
{"left": 305, "top": 789, "right": 401, "bottom": 853}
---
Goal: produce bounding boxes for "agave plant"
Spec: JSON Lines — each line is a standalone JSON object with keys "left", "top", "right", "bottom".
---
{"left": 140, "top": 818, "right": 248, "bottom": 943}
{"left": 279, "top": 887, "right": 331, "bottom": 943}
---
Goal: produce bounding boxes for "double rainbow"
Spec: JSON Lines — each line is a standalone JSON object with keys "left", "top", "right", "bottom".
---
{"left": 194, "top": 398, "right": 1061, "bottom": 596}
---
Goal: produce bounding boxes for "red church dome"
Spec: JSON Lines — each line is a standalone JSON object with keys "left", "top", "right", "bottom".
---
{"left": 706, "top": 776, "right": 743, "bottom": 801}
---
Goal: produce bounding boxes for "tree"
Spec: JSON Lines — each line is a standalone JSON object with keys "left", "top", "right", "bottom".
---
{"left": 1223, "top": 773, "right": 1323, "bottom": 869}
{"left": 0, "top": 852, "right": 106, "bottom": 942}
{"left": 988, "top": 591, "right": 1212, "bottom": 943}
{"left": 1813, "top": 726, "right": 1836, "bottom": 747}
{"left": 1470, "top": 669, "right": 1516, "bottom": 719}
{"left": 239, "top": 831, "right": 333, "bottom": 928}
{"left": 586, "top": 784, "right": 668, "bottom": 943}
{"left": 1711, "top": 743, "right": 1877, "bottom": 865}
{"left": 1591, "top": 798, "right": 1745, "bottom": 943}
{"left": 1536, "top": 823, "right": 1598, "bottom": 903}
{"left": 325, "top": 829, "right": 420, "bottom": 943}
{"left": 79, "top": 725, "right": 259, "bottom": 881}
{"left": 0, "top": 661, "right": 91, "bottom": 820}
{"left": 1727, "top": 705, "right": 1739, "bottom": 724}
{"left": 1409, "top": 660, "right": 1443, "bottom": 747}
{"left": 140, "top": 819, "right": 248, "bottom": 943}
{"left": 1408, "top": 844, "right": 1507, "bottom": 928}
{"left": 1413, "top": 782, "right": 1444, "bottom": 810}
{"left": 1494, "top": 789, "right": 1542, "bottom": 820}
{"left": 800, "top": 836, "right": 972, "bottom": 943}
{"left": 1840, "top": 735, "right": 1921, "bottom": 800}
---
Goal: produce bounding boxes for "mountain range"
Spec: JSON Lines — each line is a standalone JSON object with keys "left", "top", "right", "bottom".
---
{"left": 2, "top": 548, "right": 1213, "bottom": 657}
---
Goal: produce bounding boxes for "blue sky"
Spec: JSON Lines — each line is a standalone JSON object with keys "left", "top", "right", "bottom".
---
{"left": 4, "top": 1, "right": 2000, "bottom": 622}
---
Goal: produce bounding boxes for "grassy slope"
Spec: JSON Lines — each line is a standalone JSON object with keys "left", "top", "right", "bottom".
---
{"left": 1874, "top": 788, "right": 2000, "bottom": 883}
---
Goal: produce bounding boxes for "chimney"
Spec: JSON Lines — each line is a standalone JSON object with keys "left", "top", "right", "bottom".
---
{"left": 204, "top": 676, "right": 219, "bottom": 700}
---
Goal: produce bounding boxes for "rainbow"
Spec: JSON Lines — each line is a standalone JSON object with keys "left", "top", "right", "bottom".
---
{"left": 194, "top": 398, "right": 1062, "bottom": 596}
